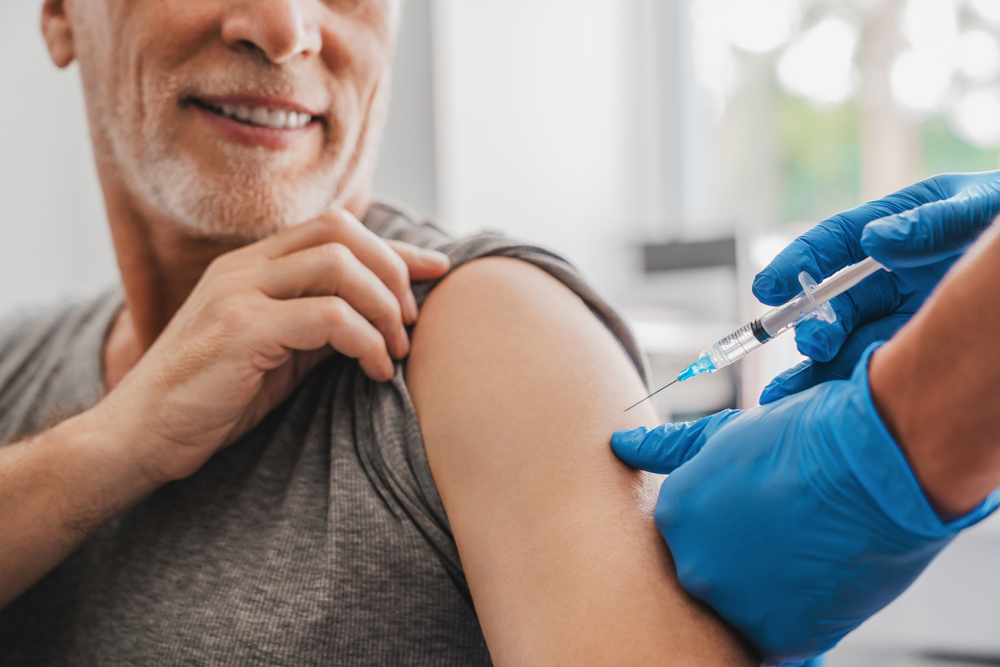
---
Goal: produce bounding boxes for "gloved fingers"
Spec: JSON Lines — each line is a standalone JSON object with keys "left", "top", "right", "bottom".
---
{"left": 861, "top": 180, "right": 1000, "bottom": 267}
{"left": 760, "top": 313, "right": 911, "bottom": 404}
{"left": 611, "top": 410, "right": 741, "bottom": 474}
{"left": 792, "top": 270, "right": 904, "bottom": 362}
{"left": 793, "top": 319, "right": 845, "bottom": 364}
{"left": 760, "top": 359, "right": 823, "bottom": 405}
{"left": 753, "top": 215, "right": 868, "bottom": 306}
{"left": 753, "top": 181, "right": 942, "bottom": 306}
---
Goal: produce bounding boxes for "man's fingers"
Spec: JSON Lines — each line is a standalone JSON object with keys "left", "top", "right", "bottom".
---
{"left": 385, "top": 240, "right": 451, "bottom": 282}
{"left": 611, "top": 410, "right": 740, "bottom": 474}
{"left": 261, "top": 211, "right": 420, "bottom": 324}
{"left": 270, "top": 296, "right": 395, "bottom": 382}
{"left": 260, "top": 210, "right": 364, "bottom": 257}
{"left": 862, "top": 183, "right": 1000, "bottom": 267}
{"left": 258, "top": 243, "right": 410, "bottom": 359}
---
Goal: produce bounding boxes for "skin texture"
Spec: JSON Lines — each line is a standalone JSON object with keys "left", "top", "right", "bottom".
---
{"left": 408, "top": 258, "right": 756, "bottom": 666}
{"left": 870, "top": 223, "right": 1000, "bottom": 518}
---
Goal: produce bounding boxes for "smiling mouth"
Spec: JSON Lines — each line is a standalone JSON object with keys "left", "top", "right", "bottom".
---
{"left": 191, "top": 98, "right": 317, "bottom": 130}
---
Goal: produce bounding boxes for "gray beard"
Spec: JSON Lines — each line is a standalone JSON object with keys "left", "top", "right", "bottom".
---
{"left": 88, "top": 63, "right": 389, "bottom": 242}
{"left": 98, "top": 74, "right": 357, "bottom": 242}
{"left": 125, "top": 143, "right": 341, "bottom": 241}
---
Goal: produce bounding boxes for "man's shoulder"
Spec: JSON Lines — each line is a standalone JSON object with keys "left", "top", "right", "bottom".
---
{"left": 410, "top": 237, "right": 649, "bottom": 387}
{"left": 0, "top": 291, "right": 118, "bottom": 358}
{"left": 405, "top": 256, "right": 649, "bottom": 456}
{"left": 365, "top": 200, "right": 454, "bottom": 250}
{"left": 407, "top": 256, "right": 640, "bottom": 398}
{"left": 412, "top": 256, "right": 585, "bottom": 346}
{"left": 0, "top": 300, "right": 77, "bottom": 361}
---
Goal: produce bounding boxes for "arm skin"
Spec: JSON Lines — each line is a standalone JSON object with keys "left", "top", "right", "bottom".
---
{"left": 407, "top": 258, "right": 756, "bottom": 666}
{"left": 870, "top": 223, "right": 1000, "bottom": 518}
{"left": 0, "top": 406, "right": 161, "bottom": 609}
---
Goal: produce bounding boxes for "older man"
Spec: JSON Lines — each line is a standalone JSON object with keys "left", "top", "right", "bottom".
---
{"left": 0, "top": 0, "right": 755, "bottom": 664}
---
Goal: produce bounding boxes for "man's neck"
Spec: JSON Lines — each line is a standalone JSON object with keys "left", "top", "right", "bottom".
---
{"left": 100, "top": 184, "right": 372, "bottom": 389}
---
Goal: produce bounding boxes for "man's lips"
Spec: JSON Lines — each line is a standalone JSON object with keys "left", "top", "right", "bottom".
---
{"left": 189, "top": 95, "right": 322, "bottom": 149}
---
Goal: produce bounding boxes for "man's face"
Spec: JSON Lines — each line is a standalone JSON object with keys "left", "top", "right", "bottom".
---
{"left": 62, "top": 0, "right": 399, "bottom": 240}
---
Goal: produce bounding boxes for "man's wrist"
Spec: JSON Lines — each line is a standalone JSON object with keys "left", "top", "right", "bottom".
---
{"left": 62, "top": 401, "right": 168, "bottom": 503}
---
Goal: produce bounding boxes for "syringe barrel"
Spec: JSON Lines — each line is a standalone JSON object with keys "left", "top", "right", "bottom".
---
{"left": 759, "top": 293, "right": 814, "bottom": 338}
{"left": 706, "top": 321, "right": 767, "bottom": 369}
{"left": 759, "top": 257, "right": 886, "bottom": 337}
{"left": 697, "top": 258, "right": 887, "bottom": 375}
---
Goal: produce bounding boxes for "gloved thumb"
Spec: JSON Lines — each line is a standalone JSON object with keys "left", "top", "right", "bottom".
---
{"left": 612, "top": 410, "right": 740, "bottom": 474}
{"left": 862, "top": 184, "right": 1000, "bottom": 267}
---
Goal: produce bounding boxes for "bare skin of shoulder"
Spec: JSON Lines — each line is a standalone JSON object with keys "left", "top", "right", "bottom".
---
{"left": 408, "top": 257, "right": 756, "bottom": 666}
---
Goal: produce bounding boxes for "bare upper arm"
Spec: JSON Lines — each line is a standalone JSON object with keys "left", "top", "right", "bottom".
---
{"left": 407, "top": 257, "right": 755, "bottom": 666}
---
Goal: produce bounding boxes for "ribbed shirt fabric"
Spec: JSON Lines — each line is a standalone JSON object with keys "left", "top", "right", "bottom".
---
{"left": 0, "top": 202, "right": 647, "bottom": 666}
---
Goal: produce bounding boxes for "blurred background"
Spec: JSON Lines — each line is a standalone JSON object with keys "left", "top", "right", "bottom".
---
{"left": 2, "top": 0, "right": 1000, "bottom": 664}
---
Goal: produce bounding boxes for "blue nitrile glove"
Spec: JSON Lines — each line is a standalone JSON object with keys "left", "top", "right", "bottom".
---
{"left": 754, "top": 171, "right": 1000, "bottom": 403}
{"left": 612, "top": 344, "right": 1000, "bottom": 666}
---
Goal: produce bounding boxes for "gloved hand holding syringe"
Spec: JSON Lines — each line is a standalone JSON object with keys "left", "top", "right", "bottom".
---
{"left": 625, "top": 255, "right": 886, "bottom": 412}
{"left": 612, "top": 171, "right": 1000, "bottom": 667}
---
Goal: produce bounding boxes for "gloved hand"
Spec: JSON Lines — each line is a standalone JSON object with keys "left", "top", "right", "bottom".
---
{"left": 754, "top": 170, "right": 1000, "bottom": 403}
{"left": 612, "top": 344, "right": 1000, "bottom": 666}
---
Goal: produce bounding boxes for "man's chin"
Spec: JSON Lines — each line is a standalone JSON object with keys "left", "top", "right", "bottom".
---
{"left": 167, "top": 215, "right": 290, "bottom": 244}
{"left": 146, "top": 171, "right": 336, "bottom": 243}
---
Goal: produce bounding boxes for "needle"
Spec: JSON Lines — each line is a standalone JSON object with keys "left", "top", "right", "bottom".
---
{"left": 624, "top": 379, "right": 678, "bottom": 412}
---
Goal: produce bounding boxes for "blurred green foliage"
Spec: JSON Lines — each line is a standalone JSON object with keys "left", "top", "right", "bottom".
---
{"left": 919, "top": 116, "right": 999, "bottom": 177}
{"left": 777, "top": 93, "right": 861, "bottom": 224}
{"left": 775, "top": 94, "right": 999, "bottom": 225}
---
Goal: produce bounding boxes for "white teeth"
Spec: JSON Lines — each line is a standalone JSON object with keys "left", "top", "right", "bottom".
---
{"left": 249, "top": 107, "right": 270, "bottom": 126}
{"left": 269, "top": 109, "right": 288, "bottom": 128}
{"left": 208, "top": 101, "right": 313, "bottom": 130}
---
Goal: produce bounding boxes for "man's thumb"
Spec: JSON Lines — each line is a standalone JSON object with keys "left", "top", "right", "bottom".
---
{"left": 612, "top": 411, "right": 739, "bottom": 474}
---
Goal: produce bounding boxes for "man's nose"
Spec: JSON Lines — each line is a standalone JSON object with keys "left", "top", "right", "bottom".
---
{"left": 220, "top": 0, "right": 322, "bottom": 64}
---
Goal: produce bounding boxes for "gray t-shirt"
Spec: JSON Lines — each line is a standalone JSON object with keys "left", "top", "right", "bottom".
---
{"left": 0, "top": 202, "right": 648, "bottom": 666}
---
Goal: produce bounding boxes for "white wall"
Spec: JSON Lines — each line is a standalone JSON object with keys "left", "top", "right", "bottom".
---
{"left": 372, "top": 0, "right": 439, "bottom": 217}
{"left": 431, "top": 0, "right": 673, "bottom": 300}
{"left": 0, "top": 2, "right": 116, "bottom": 319}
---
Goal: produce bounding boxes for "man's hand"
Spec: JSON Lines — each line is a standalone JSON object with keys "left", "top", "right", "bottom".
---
{"left": 754, "top": 171, "right": 1000, "bottom": 403}
{"left": 100, "top": 209, "right": 449, "bottom": 484}
{"left": 0, "top": 209, "right": 449, "bottom": 610}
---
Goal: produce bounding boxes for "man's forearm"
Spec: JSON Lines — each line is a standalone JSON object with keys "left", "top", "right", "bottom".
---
{"left": 0, "top": 405, "right": 160, "bottom": 609}
{"left": 870, "top": 223, "right": 1000, "bottom": 518}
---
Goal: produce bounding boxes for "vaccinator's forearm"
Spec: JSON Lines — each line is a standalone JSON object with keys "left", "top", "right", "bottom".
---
{"left": 870, "top": 223, "right": 1000, "bottom": 518}
{"left": 0, "top": 406, "right": 159, "bottom": 609}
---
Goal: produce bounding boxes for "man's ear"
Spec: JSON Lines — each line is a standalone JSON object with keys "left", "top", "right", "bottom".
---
{"left": 41, "top": 0, "right": 75, "bottom": 68}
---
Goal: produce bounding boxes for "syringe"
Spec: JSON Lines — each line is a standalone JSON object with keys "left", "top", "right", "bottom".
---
{"left": 625, "top": 256, "right": 887, "bottom": 412}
